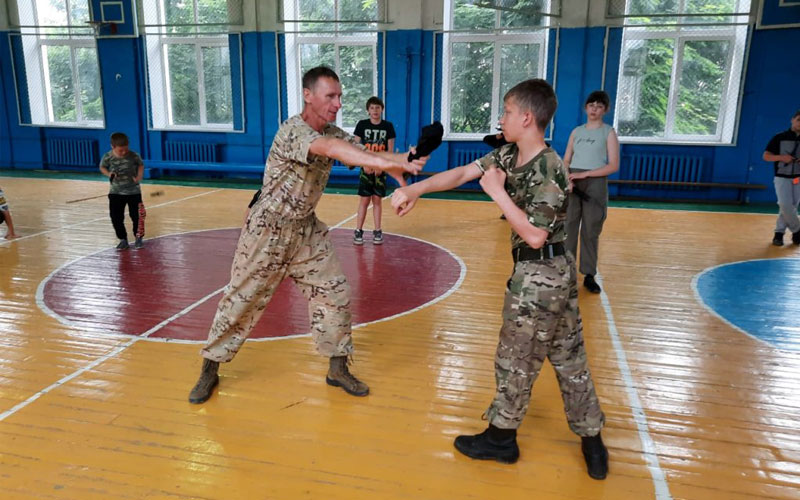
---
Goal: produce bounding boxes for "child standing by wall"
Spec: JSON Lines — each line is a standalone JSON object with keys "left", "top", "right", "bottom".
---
{"left": 563, "top": 91, "right": 620, "bottom": 294}
{"left": 352, "top": 97, "right": 396, "bottom": 245}
{"left": 99, "top": 132, "right": 146, "bottom": 250}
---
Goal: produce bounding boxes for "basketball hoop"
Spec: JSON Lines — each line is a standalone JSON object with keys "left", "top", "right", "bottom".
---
{"left": 86, "top": 20, "right": 118, "bottom": 37}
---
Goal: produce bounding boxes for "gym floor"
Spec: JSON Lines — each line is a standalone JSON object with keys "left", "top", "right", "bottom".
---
{"left": 0, "top": 174, "right": 798, "bottom": 499}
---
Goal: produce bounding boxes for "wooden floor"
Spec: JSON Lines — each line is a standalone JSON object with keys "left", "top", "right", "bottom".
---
{"left": 1, "top": 176, "right": 799, "bottom": 500}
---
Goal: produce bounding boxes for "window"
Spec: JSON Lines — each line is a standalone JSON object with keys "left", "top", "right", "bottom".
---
{"left": 142, "top": 0, "right": 235, "bottom": 130}
{"left": 282, "top": 0, "right": 381, "bottom": 130}
{"left": 613, "top": 0, "right": 751, "bottom": 144}
{"left": 16, "top": 0, "right": 104, "bottom": 127}
{"left": 442, "top": 0, "right": 551, "bottom": 139}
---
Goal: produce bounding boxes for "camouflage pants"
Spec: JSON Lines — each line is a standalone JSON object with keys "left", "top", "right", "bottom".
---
{"left": 201, "top": 211, "right": 353, "bottom": 362}
{"left": 485, "top": 253, "right": 605, "bottom": 436}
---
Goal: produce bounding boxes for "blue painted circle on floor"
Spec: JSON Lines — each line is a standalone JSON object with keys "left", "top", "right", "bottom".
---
{"left": 695, "top": 258, "right": 800, "bottom": 351}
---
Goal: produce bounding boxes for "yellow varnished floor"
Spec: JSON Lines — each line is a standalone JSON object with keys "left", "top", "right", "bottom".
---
{"left": 1, "top": 176, "right": 799, "bottom": 499}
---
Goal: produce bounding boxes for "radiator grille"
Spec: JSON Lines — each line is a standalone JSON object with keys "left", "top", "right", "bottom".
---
{"left": 454, "top": 149, "right": 486, "bottom": 167}
{"left": 45, "top": 138, "right": 98, "bottom": 167}
{"left": 623, "top": 154, "right": 707, "bottom": 185}
{"left": 164, "top": 141, "right": 218, "bottom": 163}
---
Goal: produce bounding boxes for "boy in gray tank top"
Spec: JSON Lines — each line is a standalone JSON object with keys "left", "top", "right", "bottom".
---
{"left": 563, "top": 90, "right": 620, "bottom": 293}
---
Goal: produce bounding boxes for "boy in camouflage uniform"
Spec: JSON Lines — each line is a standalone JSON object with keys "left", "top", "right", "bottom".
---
{"left": 188, "top": 67, "right": 425, "bottom": 404}
{"left": 391, "top": 79, "right": 608, "bottom": 479}
{"left": 99, "top": 132, "right": 146, "bottom": 250}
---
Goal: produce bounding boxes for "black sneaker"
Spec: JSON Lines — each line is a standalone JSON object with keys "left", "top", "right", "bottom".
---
{"left": 372, "top": 229, "right": 383, "bottom": 245}
{"left": 353, "top": 229, "right": 364, "bottom": 245}
{"left": 773, "top": 232, "right": 785, "bottom": 246}
{"left": 134, "top": 237, "right": 144, "bottom": 249}
{"left": 584, "top": 275, "right": 601, "bottom": 294}
{"left": 793, "top": 231, "right": 800, "bottom": 246}
{"left": 116, "top": 239, "right": 129, "bottom": 251}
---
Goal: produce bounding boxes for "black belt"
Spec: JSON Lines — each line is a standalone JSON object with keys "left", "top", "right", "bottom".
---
{"left": 512, "top": 242, "right": 566, "bottom": 262}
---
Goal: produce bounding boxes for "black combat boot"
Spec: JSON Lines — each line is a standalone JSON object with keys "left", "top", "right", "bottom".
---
{"left": 188, "top": 359, "right": 219, "bottom": 404}
{"left": 326, "top": 356, "right": 369, "bottom": 396}
{"left": 453, "top": 424, "right": 520, "bottom": 464}
{"left": 793, "top": 231, "right": 800, "bottom": 245}
{"left": 773, "top": 232, "right": 785, "bottom": 246}
{"left": 581, "top": 433, "right": 609, "bottom": 480}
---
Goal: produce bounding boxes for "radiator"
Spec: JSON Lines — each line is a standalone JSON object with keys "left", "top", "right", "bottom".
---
{"left": 454, "top": 149, "right": 486, "bottom": 167}
{"left": 164, "top": 141, "right": 218, "bottom": 163}
{"left": 46, "top": 138, "right": 98, "bottom": 167}
{"left": 623, "top": 154, "right": 707, "bottom": 186}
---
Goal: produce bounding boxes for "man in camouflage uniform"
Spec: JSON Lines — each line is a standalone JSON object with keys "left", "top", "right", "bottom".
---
{"left": 392, "top": 79, "right": 608, "bottom": 479}
{"left": 189, "top": 66, "right": 425, "bottom": 404}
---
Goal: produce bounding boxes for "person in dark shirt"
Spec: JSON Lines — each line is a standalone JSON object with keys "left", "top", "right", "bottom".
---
{"left": 763, "top": 110, "right": 800, "bottom": 246}
{"left": 352, "top": 97, "right": 396, "bottom": 245}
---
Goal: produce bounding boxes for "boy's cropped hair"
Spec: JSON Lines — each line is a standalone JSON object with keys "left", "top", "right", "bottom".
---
{"left": 504, "top": 78, "right": 557, "bottom": 132}
{"left": 793, "top": 109, "right": 800, "bottom": 119}
{"left": 585, "top": 90, "right": 610, "bottom": 109}
{"left": 365, "top": 96, "right": 384, "bottom": 110}
{"left": 302, "top": 66, "right": 339, "bottom": 90}
{"left": 110, "top": 132, "right": 129, "bottom": 147}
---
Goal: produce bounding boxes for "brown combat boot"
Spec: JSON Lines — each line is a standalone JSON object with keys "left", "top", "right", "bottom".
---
{"left": 326, "top": 356, "right": 369, "bottom": 396}
{"left": 188, "top": 359, "right": 219, "bottom": 404}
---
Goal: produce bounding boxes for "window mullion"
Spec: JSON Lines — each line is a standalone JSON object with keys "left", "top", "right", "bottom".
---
{"left": 41, "top": 45, "right": 56, "bottom": 122}
{"left": 664, "top": 36, "right": 684, "bottom": 139}
{"left": 197, "top": 43, "right": 207, "bottom": 126}
{"left": 491, "top": 40, "right": 502, "bottom": 130}
{"left": 334, "top": 43, "right": 342, "bottom": 128}
{"left": 162, "top": 42, "right": 174, "bottom": 126}
{"left": 714, "top": 35, "right": 738, "bottom": 140}
{"left": 71, "top": 46, "right": 83, "bottom": 122}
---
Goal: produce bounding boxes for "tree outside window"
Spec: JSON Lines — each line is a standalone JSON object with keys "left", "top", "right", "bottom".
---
{"left": 18, "top": 0, "right": 104, "bottom": 127}
{"left": 283, "top": 0, "right": 379, "bottom": 130}
{"left": 442, "top": 0, "right": 550, "bottom": 138}
{"left": 614, "top": 0, "right": 750, "bottom": 143}
{"left": 143, "top": 0, "right": 234, "bottom": 130}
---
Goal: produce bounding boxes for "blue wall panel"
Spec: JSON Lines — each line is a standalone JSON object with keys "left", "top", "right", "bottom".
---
{"left": 1, "top": 24, "right": 799, "bottom": 202}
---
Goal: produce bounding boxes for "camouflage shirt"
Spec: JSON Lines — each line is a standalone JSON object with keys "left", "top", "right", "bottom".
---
{"left": 475, "top": 144, "right": 568, "bottom": 249}
{"left": 100, "top": 151, "right": 143, "bottom": 196}
{"left": 259, "top": 115, "right": 360, "bottom": 219}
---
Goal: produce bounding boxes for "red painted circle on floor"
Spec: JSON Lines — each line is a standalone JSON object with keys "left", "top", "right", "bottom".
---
{"left": 40, "top": 228, "right": 462, "bottom": 341}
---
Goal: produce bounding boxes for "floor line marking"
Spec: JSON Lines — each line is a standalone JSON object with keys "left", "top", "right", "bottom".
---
{"left": 19, "top": 203, "right": 466, "bottom": 422}
{"left": 0, "top": 189, "right": 221, "bottom": 247}
{"left": 595, "top": 274, "right": 672, "bottom": 500}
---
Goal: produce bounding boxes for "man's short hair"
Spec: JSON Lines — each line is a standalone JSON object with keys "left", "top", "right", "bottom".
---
{"left": 793, "top": 109, "right": 800, "bottom": 119}
{"left": 585, "top": 90, "right": 610, "bottom": 109}
{"left": 504, "top": 79, "right": 557, "bottom": 132}
{"left": 302, "top": 66, "right": 340, "bottom": 90}
{"left": 110, "top": 132, "right": 129, "bottom": 147}
{"left": 366, "top": 96, "right": 384, "bottom": 110}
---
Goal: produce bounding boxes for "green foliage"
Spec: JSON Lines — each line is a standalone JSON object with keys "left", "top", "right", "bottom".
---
{"left": 618, "top": 0, "right": 740, "bottom": 138}
{"left": 449, "top": 41, "right": 493, "bottom": 133}
{"left": 674, "top": 40, "right": 727, "bottom": 135}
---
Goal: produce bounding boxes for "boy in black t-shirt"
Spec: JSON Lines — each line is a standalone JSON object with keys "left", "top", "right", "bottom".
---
{"left": 352, "top": 96, "right": 396, "bottom": 245}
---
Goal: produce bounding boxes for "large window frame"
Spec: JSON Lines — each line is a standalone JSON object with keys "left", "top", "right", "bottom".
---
{"left": 282, "top": 0, "right": 380, "bottom": 131}
{"left": 442, "top": 0, "right": 551, "bottom": 140}
{"left": 613, "top": 0, "right": 751, "bottom": 145}
{"left": 16, "top": 0, "right": 104, "bottom": 128}
{"left": 142, "top": 0, "right": 236, "bottom": 131}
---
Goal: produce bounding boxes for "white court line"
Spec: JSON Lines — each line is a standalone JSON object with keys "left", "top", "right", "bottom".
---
{"left": 13, "top": 204, "right": 466, "bottom": 421}
{"left": 595, "top": 274, "right": 673, "bottom": 499}
{"left": 0, "top": 287, "right": 222, "bottom": 423}
{"left": 691, "top": 257, "right": 800, "bottom": 352}
{"left": 0, "top": 188, "right": 222, "bottom": 247}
